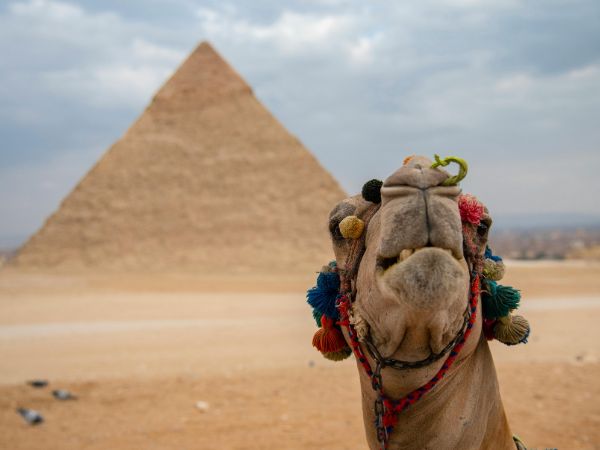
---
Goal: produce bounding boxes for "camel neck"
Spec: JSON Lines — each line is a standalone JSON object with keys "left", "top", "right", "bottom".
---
{"left": 359, "top": 336, "right": 515, "bottom": 449}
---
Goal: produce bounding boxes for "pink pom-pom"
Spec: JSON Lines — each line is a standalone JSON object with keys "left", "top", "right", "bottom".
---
{"left": 459, "top": 194, "right": 484, "bottom": 225}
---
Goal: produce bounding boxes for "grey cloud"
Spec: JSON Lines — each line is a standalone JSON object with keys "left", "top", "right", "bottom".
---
{"left": 1, "top": 0, "right": 599, "bottom": 245}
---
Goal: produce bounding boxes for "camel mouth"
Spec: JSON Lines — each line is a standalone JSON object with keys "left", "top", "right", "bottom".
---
{"left": 376, "top": 247, "right": 461, "bottom": 273}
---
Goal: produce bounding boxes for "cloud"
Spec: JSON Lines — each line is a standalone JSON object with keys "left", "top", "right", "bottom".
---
{"left": 0, "top": 0, "right": 187, "bottom": 167}
{"left": 9, "top": 0, "right": 82, "bottom": 19}
{"left": 2, "top": 1, "right": 185, "bottom": 108}
{"left": 196, "top": 7, "right": 359, "bottom": 56}
{"left": 1, "top": 0, "right": 600, "bottom": 245}
{"left": 199, "top": 2, "right": 599, "bottom": 218}
{"left": 40, "top": 37, "right": 185, "bottom": 108}
{"left": 347, "top": 32, "right": 383, "bottom": 65}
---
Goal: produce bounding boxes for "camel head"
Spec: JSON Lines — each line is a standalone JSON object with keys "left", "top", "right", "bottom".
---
{"left": 329, "top": 155, "right": 489, "bottom": 362}
{"left": 309, "top": 154, "right": 530, "bottom": 449}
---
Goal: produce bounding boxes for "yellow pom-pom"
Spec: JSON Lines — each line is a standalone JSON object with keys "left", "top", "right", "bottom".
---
{"left": 339, "top": 216, "right": 365, "bottom": 239}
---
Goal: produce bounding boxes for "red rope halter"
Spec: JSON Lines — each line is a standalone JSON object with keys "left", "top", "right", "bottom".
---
{"left": 337, "top": 277, "right": 480, "bottom": 448}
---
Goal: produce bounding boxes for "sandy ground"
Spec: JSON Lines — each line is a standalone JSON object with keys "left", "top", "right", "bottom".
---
{"left": 0, "top": 262, "right": 599, "bottom": 449}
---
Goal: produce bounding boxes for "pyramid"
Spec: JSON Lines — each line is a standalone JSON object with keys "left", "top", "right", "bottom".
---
{"left": 13, "top": 42, "right": 346, "bottom": 273}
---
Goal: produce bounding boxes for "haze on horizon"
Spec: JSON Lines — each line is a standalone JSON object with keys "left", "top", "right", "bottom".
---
{"left": 1, "top": 0, "right": 599, "bottom": 248}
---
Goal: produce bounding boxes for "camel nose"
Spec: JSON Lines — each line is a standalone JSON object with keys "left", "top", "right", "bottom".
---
{"left": 383, "top": 155, "right": 449, "bottom": 190}
{"left": 377, "top": 158, "right": 464, "bottom": 260}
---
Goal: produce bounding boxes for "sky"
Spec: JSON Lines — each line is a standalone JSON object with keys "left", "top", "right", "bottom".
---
{"left": 1, "top": 0, "right": 599, "bottom": 247}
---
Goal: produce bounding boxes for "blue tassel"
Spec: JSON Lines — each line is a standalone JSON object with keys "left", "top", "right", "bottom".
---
{"left": 307, "top": 271, "right": 340, "bottom": 320}
{"left": 485, "top": 246, "right": 503, "bottom": 262}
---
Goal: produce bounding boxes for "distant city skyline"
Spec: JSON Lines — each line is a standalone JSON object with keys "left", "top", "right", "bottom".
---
{"left": 1, "top": 0, "right": 599, "bottom": 248}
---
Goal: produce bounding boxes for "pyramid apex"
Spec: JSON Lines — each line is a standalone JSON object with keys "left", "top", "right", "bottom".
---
{"left": 196, "top": 40, "right": 217, "bottom": 52}
{"left": 152, "top": 40, "right": 251, "bottom": 109}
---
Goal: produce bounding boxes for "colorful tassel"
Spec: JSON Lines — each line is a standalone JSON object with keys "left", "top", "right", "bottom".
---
{"left": 493, "top": 314, "right": 530, "bottom": 345}
{"left": 484, "top": 246, "right": 503, "bottom": 262}
{"left": 483, "top": 246, "right": 505, "bottom": 280}
{"left": 312, "top": 316, "right": 348, "bottom": 353}
{"left": 320, "top": 260, "right": 337, "bottom": 273}
{"left": 482, "top": 281, "right": 521, "bottom": 319}
{"left": 483, "top": 258, "right": 505, "bottom": 281}
{"left": 307, "top": 271, "right": 341, "bottom": 320}
{"left": 323, "top": 348, "right": 352, "bottom": 361}
{"left": 339, "top": 215, "right": 365, "bottom": 239}
{"left": 312, "top": 309, "right": 323, "bottom": 327}
{"left": 483, "top": 318, "right": 497, "bottom": 341}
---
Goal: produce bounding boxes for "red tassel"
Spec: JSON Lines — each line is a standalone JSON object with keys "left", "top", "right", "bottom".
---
{"left": 312, "top": 316, "right": 348, "bottom": 353}
{"left": 483, "top": 318, "right": 496, "bottom": 341}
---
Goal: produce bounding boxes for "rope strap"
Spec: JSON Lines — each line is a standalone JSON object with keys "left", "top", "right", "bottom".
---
{"left": 337, "top": 269, "right": 480, "bottom": 449}
{"left": 333, "top": 195, "right": 482, "bottom": 449}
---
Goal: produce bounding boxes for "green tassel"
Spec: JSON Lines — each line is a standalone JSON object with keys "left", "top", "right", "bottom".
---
{"left": 482, "top": 281, "right": 521, "bottom": 319}
{"left": 312, "top": 309, "right": 323, "bottom": 327}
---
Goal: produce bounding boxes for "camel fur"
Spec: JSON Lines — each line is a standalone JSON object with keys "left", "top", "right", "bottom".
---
{"left": 327, "top": 156, "right": 517, "bottom": 449}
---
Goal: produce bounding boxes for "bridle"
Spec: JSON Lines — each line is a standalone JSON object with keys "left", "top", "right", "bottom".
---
{"left": 335, "top": 203, "right": 481, "bottom": 449}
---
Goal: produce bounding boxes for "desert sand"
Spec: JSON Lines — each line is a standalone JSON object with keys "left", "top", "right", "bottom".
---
{"left": 0, "top": 262, "right": 599, "bottom": 450}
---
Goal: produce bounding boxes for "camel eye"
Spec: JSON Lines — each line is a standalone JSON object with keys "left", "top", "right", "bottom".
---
{"left": 329, "top": 220, "right": 344, "bottom": 241}
{"left": 477, "top": 222, "right": 489, "bottom": 237}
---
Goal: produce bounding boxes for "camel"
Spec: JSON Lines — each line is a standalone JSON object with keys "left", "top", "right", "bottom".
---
{"left": 308, "top": 155, "right": 529, "bottom": 449}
